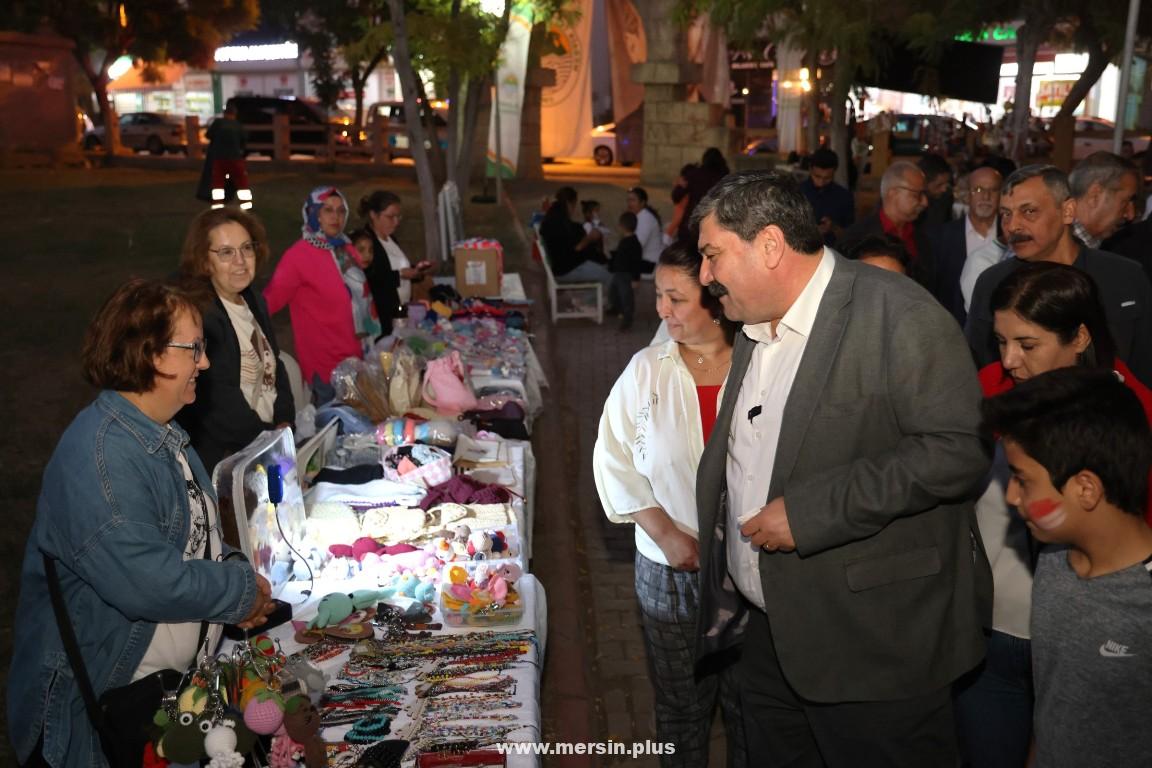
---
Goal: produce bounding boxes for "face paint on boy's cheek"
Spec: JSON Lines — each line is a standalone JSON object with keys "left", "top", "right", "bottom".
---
{"left": 1026, "top": 498, "right": 1066, "bottom": 530}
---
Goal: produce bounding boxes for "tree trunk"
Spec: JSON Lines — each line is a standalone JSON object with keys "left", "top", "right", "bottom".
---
{"left": 830, "top": 54, "right": 853, "bottom": 188}
{"left": 444, "top": 0, "right": 464, "bottom": 191}
{"left": 455, "top": 75, "right": 486, "bottom": 190}
{"left": 1009, "top": 22, "right": 1045, "bottom": 164}
{"left": 1055, "top": 40, "right": 1109, "bottom": 118}
{"left": 805, "top": 48, "right": 820, "bottom": 154}
{"left": 445, "top": 70, "right": 462, "bottom": 190}
{"left": 1049, "top": 39, "right": 1109, "bottom": 170}
{"left": 352, "top": 70, "right": 366, "bottom": 146}
{"left": 387, "top": 0, "right": 442, "bottom": 265}
{"left": 351, "top": 50, "right": 388, "bottom": 146}
{"left": 413, "top": 76, "right": 447, "bottom": 186}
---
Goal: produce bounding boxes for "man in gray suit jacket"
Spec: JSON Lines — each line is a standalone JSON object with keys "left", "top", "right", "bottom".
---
{"left": 692, "top": 171, "right": 992, "bottom": 766}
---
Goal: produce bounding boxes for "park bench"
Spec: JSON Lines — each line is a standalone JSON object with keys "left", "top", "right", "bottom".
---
{"left": 533, "top": 225, "right": 604, "bottom": 324}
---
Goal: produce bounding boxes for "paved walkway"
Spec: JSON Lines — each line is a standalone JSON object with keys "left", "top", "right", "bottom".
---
{"left": 503, "top": 182, "right": 728, "bottom": 766}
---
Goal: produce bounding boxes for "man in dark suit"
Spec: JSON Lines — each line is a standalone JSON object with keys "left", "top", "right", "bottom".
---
{"left": 929, "top": 165, "right": 1004, "bottom": 325}
{"left": 917, "top": 152, "right": 956, "bottom": 230}
{"left": 966, "top": 165, "right": 1152, "bottom": 384}
{"left": 692, "top": 170, "right": 991, "bottom": 767}
{"left": 1068, "top": 151, "right": 1141, "bottom": 249}
{"left": 840, "top": 161, "right": 936, "bottom": 293}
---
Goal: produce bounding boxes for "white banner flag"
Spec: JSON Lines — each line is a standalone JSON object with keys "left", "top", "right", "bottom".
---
{"left": 488, "top": 2, "right": 534, "bottom": 177}
{"left": 540, "top": 0, "right": 595, "bottom": 159}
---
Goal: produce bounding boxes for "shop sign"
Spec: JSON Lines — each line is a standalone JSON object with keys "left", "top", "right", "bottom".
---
{"left": 185, "top": 73, "right": 212, "bottom": 91}
{"left": 1037, "top": 79, "right": 1075, "bottom": 107}
{"left": 215, "top": 42, "right": 298, "bottom": 63}
{"left": 955, "top": 25, "right": 1018, "bottom": 44}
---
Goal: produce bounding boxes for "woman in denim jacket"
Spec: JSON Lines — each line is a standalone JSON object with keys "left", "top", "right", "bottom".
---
{"left": 7, "top": 279, "right": 273, "bottom": 768}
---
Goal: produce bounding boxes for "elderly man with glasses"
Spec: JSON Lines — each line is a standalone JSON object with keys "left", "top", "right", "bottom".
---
{"left": 929, "top": 165, "right": 1006, "bottom": 325}
{"left": 841, "top": 161, "right": 937, "bottom": 294}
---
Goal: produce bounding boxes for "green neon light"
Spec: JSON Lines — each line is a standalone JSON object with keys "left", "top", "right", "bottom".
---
{"left": 954, "top": 26, "right": 1017, "bottom": 43}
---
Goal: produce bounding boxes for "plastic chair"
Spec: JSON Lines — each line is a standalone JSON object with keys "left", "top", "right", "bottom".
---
{"left": 279, "top": 351, "right": 307, "bottom": 413}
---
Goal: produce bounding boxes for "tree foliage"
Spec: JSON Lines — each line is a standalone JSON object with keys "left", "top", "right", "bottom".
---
{"left": 13, "top": 0, "right": 258, "bottom": 124}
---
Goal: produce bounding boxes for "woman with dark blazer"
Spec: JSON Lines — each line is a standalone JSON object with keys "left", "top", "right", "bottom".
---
{"left": 176, "top": 208, "right": 294, "bottom": 474}
{"left": 358, "top": 190, "right": 433, "bottom": 321}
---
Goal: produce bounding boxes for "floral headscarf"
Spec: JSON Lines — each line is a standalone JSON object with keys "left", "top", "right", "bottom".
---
{"left": 302, "top": 186, "right": 351, "bottom": 249}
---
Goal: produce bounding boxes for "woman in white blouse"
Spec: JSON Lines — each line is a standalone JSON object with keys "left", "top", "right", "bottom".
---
{"left": 594, "top": 243, "right": 745, "bottom": 767}
{"left": 176, "top": 208, "right": 294, "bottom": 473}
{"left": 358, "top": 190, "right": 434, "bottom": 321}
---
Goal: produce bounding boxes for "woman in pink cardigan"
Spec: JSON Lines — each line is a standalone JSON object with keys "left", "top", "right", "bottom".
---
{"left": 264, "top": 186, "right": 366, "bottom": 386}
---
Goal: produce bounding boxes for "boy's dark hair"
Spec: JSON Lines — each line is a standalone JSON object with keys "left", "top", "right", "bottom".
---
{"left": 981, "top": 367, "right": 1151, "bottom": 517}
{"left": 581, "top": 199, "right": 600, "bottom": 217}
{"left": 846, "top": 234, "right": 911, "bottom": 270}
{"left": 810, "top": 148, "right": 839, "bottom": 170}
{"left": 351, "top": 227, "right": 374, "bottom": 244}
{"left": 618, "top": 211, "right": 638, "bottom": 232}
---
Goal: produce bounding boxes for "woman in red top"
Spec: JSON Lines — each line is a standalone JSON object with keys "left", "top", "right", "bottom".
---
{"left": 593, "top": 243, "right": 743, "bottom": 766}
{"left": 980, "top": 261, "right": 1152, "bottom": 424}
{"left": 957, "top": 261, "right": 1152, "bottom": 767}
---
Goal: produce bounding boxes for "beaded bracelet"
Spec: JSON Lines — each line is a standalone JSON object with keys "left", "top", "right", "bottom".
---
{"left": 344, "top": 712, "right": 394, "bottom": 744}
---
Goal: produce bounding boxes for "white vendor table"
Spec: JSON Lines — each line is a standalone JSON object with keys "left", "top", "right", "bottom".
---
{"left": 228, "top": 574, "right": 547, "bottom": 767}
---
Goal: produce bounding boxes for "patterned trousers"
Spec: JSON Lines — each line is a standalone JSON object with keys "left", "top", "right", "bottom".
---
{"left": 634, "top": 552, "right": 747, "bottom": 768}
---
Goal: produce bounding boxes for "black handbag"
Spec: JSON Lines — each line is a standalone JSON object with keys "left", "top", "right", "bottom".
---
{"left": 44, "top": 477, "right": 213, "bottom": 767}
{"left": 460, "top": 401, "right": 529, "bottom": 440}
{"left": 45, "top": 555, "right": 205, "bottom": 767}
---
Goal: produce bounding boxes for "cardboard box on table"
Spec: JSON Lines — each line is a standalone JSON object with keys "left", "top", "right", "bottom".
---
{"left": 454, "top": 242, "right": 503, "bottom": 298}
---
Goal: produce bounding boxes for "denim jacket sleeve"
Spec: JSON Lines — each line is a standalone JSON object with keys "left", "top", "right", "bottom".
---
{"left": 44, "top": 421, "right": 257, "bottom": 626}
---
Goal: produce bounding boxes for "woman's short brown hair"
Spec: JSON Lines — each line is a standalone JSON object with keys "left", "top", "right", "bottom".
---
{"left": 178, "top": 207, "right": 271, "bottom": 281}
{"left": 82, "top": 279, "right": 201, "bottom": 393}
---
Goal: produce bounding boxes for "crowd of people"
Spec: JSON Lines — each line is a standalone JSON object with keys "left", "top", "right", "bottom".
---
{"left": 537, "top": 147, "right": 732, "bottom": 332}
{"left": 9, "top": 128, "right": 1152, "bottom": 767}
{"left": 593, "top": 148, "right": 1152, "bottom": 767}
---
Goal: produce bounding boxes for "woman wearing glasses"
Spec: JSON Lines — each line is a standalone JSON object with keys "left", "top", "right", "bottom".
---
{"left": 8, "top": 279, "right": 273, "bottom": 768}
{"left": 175, "top": 208, "right": 295, "bottom": 473}
{"left": 358, "top": 190, "right": 434, "bottom": 322}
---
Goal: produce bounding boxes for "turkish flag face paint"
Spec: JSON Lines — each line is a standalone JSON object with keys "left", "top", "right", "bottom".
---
{"left": 1025, "top": 498, "right": 1066, "bottom": 531}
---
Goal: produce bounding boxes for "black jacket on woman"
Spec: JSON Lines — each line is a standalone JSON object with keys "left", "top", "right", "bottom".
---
{"left": 365, "top": 234, "right": 405, "bottom": 321}
{"left": 177, "top": 284, "right": 295, "bottom": 474}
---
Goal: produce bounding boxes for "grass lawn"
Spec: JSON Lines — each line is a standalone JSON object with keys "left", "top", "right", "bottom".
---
{"left": 0, "top": 164, "right": 528, "bottom": 760}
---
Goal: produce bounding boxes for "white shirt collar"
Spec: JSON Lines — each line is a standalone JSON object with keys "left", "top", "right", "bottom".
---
{"left": 965, "top": 214, "right": 994, "bottom": 242}
{"left": 742, "top": 247, "right": 836, "bottom": 345}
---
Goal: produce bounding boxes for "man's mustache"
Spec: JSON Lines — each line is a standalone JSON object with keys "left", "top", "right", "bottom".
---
{"left": 707, "top": 281, "right": 729, "bottom": 298}
{"left": 1007, "top": 233, "right": 1033, "bottom": 245}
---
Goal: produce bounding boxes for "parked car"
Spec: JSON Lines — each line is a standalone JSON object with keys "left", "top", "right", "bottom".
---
{"left": 876, "top": 113, "right": 970, "bottom": 157}
{"left": 365, "top": 100, "right": 448, "bottom": 159}
{"left": 1071, "top": 116, "right": 1151, "bottom": 160}
{"left": 83, "top": 112, "right": 186, "bottom": 154}
{"left": 225, "top": 96, "right": 349, "bottom": 154}
{"left": 588, "top": 105, "right": 644, "bottom": 166}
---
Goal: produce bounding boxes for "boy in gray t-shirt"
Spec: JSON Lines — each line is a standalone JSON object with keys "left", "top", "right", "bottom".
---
{"left": 982, "top": 367, "right": 1152, "bottom": 767}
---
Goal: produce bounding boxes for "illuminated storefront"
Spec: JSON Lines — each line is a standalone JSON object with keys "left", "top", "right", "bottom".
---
{"left": 104, "top": 41, "right": 402, "bottom": 121}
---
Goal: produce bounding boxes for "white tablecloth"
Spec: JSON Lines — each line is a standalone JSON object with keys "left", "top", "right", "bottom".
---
{"left": 227, "top": 574, "right": 547, "bottom": 766}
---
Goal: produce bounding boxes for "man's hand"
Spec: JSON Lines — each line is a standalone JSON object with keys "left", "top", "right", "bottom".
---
{"left": 818, "top": 216, "right": 834, "bottom": 235}
{"left": 236, "top": 574, "right": 275, "bottom": 629}
{"left": 655, "top": 528, "right": 700, "bottom": 572}
{"left": 739, "top": 497, "right": 796, "bottom": 552}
